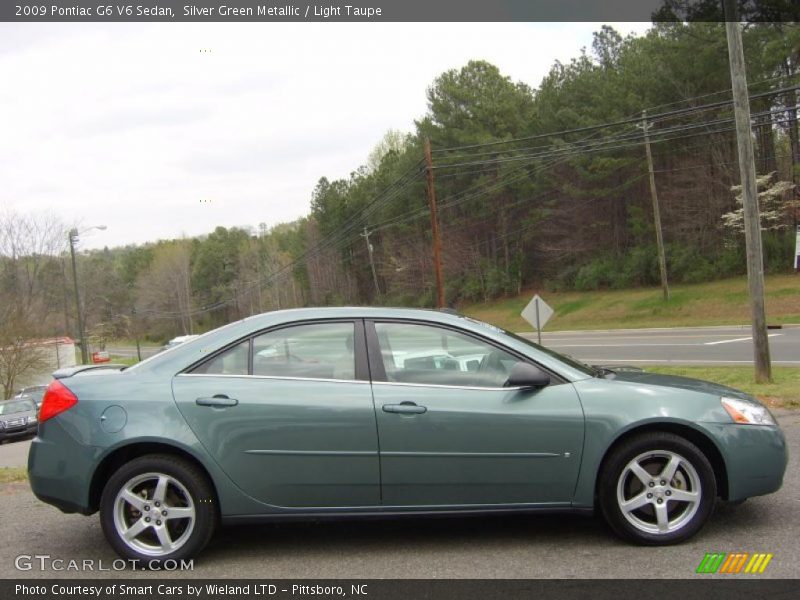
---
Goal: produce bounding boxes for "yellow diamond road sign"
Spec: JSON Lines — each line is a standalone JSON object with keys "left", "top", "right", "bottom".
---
{"left": 521, "top": 294, "right": 553, "bottom": 332}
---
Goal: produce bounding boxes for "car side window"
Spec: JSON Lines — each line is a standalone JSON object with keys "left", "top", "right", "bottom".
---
{"left": 252, "top": 322, "right": 356, "bottom": 381}
{"left": 374, "top": 322, "right": 523, "bottom": 388}
{"left": 191, "top": 340, "right": 249, "bottom": 375}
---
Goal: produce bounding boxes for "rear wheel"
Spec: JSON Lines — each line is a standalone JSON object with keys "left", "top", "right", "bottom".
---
{"left": 598, "top": 432, "right": 716, "bottom": 545}
{"left": 100, "top": 455, "right": 216, "bottom": 564}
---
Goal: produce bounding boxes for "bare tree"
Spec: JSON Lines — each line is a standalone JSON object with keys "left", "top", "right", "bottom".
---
{"left": 0, "top": 207, "right": 67, "bottom": 305}
{"left": 134, "top": 241, "right": 195, "bottom": 337}
{"left": 0, "top": 208, "right": 66, "bottom": 398}
{"left": 0, "top": 303, "right": 49, "bottom": 399}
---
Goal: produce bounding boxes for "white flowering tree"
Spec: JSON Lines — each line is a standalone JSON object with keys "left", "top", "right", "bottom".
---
{"left": 722, "top": 172, "right": 796, "bottom": 233}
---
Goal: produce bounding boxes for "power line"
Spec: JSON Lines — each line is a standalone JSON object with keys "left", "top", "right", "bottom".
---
{"left": 370, "top": 108, "right": 792, "bottom": 236}
{"left": 430, "top": 84, "right": 800, "bottom": 156}
{"left": 429, "top": 106, "right": 797, "bottom": 172}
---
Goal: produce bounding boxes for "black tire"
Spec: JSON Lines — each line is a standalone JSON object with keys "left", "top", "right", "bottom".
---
{"left": 100, "top": 454, "right": 217, "bottom": 565}
{"left": 598, "top": 432, "right": 716, "bottom": 545}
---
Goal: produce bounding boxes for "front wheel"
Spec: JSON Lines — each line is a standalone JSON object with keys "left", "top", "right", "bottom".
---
{"left": 598, "top": 432, "right": 716, "bottom": 545}
{"left": 100, "top": 455, "right": 216, "bottom": 564}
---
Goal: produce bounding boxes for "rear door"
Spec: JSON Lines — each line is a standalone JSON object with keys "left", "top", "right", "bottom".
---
{"left": 367, "top": 320, "right": 584, "bottom": 507}
{"left": 172, "top": 319, "right": 380, "bottom": 508}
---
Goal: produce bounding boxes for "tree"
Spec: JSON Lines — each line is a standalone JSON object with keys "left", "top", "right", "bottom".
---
{"left": 722, "top": 172, "right": 796, "bottom": 233}
{"left": 0, "top": 208, "right": 66, "bottom": 398}
{"left": 191, "top": 227, "right": 249, "bottom": 326}
{"left": 135, "top": 241, "right": 195, "bottom": 339}
{"left": 367, "top": 130, "right": 410, "bottom": 173}
{"left": 0, "top": 306, "right": 49, "bottom": 399}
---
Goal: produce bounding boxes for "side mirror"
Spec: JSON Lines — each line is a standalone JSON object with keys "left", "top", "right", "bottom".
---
{"left": 505, "top": 363, "right": 551, "bottom": 388}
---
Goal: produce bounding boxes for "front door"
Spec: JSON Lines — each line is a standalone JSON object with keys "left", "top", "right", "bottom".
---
{"left": 367, "top": 321, "right": 584, "bottom": 507}
{"left": 172, "top": 320, "right": 380, "bottom": 508}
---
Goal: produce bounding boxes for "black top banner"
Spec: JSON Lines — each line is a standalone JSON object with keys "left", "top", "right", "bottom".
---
{"left": 3, "top": 0, "right": 800, "bottom": 23}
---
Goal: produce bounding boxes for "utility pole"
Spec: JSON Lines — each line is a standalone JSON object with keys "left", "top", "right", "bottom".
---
{"left": 131, "top": 306, "right": 142, "bottom": 362}
{"left": 68, "top": 229, "right": 88, "bottom": 365}
{"left": 424, "top": 138, "right": 445, "bottom": 308}
{"left": 361, "top": 226, "right": 381, "bottom": 298}
{"left": 61, "top": 258, "right": 71, "bottom": 336}
{"left": 639, "top": 110, "right": 670, "bottom": 301}
{"left": 724, "top": 0, "right": 772, "bottom": 383}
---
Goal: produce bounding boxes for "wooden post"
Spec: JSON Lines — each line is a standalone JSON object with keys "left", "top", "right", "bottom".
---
{"left": 641, "top": 110, "right": 670, "bottom": 301}
{"left": 424, "top": 138, "right": 445, "bottom": 308}
{"left": 724, "top": 0, "right": 773, "bottom": 383}
{"left": 361, "top": 227, "right": 381, "bottom": 298}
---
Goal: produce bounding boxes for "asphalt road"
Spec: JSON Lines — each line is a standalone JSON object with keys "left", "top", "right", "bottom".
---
{"left": 105, "top": 346, "right": 160, "bottom": 360}
{"left": 0, "top": 409, "right": 797, "bottom": 579}
{"left": 524, "top": 325, "right": 800, "bottom": 366}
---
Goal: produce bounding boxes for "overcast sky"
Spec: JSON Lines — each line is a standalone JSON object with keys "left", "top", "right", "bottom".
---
{"left": 1, "top": 22, "right": 650, "bottom": 250}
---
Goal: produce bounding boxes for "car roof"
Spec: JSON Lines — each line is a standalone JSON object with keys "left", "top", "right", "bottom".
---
{"left": 241, "top": 306, "right": 458, "bottom": 319}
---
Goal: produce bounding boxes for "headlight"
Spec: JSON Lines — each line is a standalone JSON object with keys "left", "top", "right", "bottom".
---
{"left": 721, "top": 397, "right": 775, "bottom": 426}
{"left": 28, "top": 416, "right": 37, "bottom": 424}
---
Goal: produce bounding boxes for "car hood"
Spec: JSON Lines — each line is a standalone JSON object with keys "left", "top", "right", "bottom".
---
{"left": 610, "top": 371, "right": 754, "bottom": 401}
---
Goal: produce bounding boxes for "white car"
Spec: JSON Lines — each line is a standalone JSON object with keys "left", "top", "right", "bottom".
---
{"left": 161, "top": 335, "right": 201, "bottom": 352}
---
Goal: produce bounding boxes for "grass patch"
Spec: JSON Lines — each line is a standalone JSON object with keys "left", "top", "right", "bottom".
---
{"left": 629, "top": 290, "right": 691, "bottom": 313}
{"left": 0, "top": 467, "right": 28, "bottom": 484}
{"left": 108, "top": 356, "right": 141, "bottom": 367}
{"left": 111, "top": 339, "right": 161, "bottom": 347}
{"left": 462, "top": 274, "right": 800, "bottom": 332}
{"left": 555, "top": 298, "right": 593, "bottom": 316}
{"left": 646, "top": 366, "right": 800, "bottom": 409}
{"left": 770, "top": 288, "right": 799, "bottom": 298}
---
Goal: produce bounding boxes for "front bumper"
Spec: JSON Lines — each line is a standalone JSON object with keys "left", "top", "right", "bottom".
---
{"left": 704, "top": 422, "right": 788, "bottom": 502}
{"left": 28, "top": 419, "right": 102, "bottom": 515}
{"left": 0, "top": 424, "right": 37, "bottom": 441}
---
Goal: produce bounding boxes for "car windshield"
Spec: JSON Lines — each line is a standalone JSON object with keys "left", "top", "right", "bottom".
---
{"left": 0, "top": 400, "right": 35, "bottom": 415}
{"left": 461, "top": 317, "right": 597, "bottom": 377}
{"left": 20, "top": 387, "right": 46, "bottom": 400}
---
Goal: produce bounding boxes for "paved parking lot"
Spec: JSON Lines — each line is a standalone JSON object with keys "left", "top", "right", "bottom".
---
{"left": 0, "top": 410, "right": 797, "bottom": 579}
{"left": 0, "top": 437, "right": 31, "bottom": 467}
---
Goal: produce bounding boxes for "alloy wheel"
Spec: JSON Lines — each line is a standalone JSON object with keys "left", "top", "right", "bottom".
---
{"left": 615, "top": 450, "right": 701, "bottom": 535}
{"left": 113, "top": 472, "right": 196, "bottom": 557}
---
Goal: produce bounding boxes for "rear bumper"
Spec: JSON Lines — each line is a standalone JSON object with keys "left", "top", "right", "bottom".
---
{"left": 28, "top": 420, "right": 101, "bottom": 515}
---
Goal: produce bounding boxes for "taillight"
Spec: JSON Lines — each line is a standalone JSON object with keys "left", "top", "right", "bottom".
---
{"left": 39, "top": 380, "right": 78, "bottom": 423}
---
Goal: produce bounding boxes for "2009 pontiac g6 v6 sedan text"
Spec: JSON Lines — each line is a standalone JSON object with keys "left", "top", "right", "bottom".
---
{"left": 28, "top": 308, "right": 787, "bottom": 563}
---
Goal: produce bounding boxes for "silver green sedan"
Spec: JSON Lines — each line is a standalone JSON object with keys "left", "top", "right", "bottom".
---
{"left": 28, "top": 308, "right": 787, "bottom": 564}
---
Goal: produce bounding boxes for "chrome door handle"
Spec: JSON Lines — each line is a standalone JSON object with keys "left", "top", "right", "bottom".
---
{"left": 196, "top": 395, "right": 238, "bottom": 407}
{"left": 382, "top": 402, "right": 426, "bottom": 415}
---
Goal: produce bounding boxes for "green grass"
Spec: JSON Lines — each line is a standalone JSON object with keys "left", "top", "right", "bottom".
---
{"left": 110, "top": 339, "right": 161, "bottom": 347}
{"left": 0, "top": 467, "right": 27, "bottom": 484}
{"left": 107, "top": 356, "right": 140, "bottom": 367}
{"left": 462, "top": 274, "right": 800, "bottom": 332}
{"left": 646, "top": 366, "right": 800, "bottom": 408}
{"left": 553, "top": 298, "right": 592, "bottom": 317}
